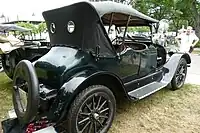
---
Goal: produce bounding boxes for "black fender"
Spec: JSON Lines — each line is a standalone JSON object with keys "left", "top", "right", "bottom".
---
{"left": 49, "top": 69, "right": 126, "bottom": 122}
{"left": 161, "top": 53, "right": 191, "bottom": 84}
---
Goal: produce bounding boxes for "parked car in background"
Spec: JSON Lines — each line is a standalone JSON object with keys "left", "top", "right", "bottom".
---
{"left": 2, "top": 1, "right": 191, "bottom": 133}
{"left": 0, "top": 24, "right": 50, "bottom": 79}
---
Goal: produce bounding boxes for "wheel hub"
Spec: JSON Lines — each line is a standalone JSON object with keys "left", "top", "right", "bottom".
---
{"left": 180, "top": 67, "right": 184, "bottom": 74}
{"left": 93, "top": 113, "right": 100, "bottom": 120}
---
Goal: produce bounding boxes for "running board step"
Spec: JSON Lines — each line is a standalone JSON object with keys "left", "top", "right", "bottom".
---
{"left": 128, "top": 82, "right": 166, "bottom": 100}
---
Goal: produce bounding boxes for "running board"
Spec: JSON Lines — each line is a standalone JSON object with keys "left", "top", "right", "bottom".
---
{"left": 128, "top": 82, "right": 167, "bottom": 100}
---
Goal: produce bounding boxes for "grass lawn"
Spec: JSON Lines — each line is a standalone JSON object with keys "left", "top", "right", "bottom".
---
{"left": 192, "top": 50, "right": 200, "bottom": 54}
{"left": 0, "top": 73, "right": 13, "bottom": 121}
{"left": 109, "top": 84, "right": 200, "bottom": 133}
{"left": 0, "top": 72, "right": 200, "bottom": 132}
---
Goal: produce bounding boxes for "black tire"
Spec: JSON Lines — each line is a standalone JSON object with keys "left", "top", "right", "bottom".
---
{"left": 12, "top": 60, "right": 39, "bottom": 124}
{"left": 66, "top": 85, "right": 116, "bottom": 133}
{"left": 171, "top": 58, "right": 187, "bottom": 90}
{"left": 1, "top": 54, "right": 15, "bottom": 79}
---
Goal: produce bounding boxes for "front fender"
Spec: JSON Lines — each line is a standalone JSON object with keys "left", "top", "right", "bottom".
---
{"left": 161, "top": 53, "right": 190, "bottom": 84}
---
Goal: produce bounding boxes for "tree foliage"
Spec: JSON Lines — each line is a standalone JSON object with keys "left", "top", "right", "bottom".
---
{"left": 133, "top": 0, "right": 200, "bottom": 37}
{"left": 17, "top": 22, "right": 38, "bottom": 34}
{"left": 38, "top": 22, "right": 47, "bottom": 33}
{"left": 128, "top": 26, "right": 150, "bottom": 32}
{"left": 17, "top": 22, "right": 47, "bottom": 34}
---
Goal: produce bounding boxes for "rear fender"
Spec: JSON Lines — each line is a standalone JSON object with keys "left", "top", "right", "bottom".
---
{"left": 49, "top": 70, "right": 126, "bottom": 122}
{"left": 161, "top": 53, "right": 191, "bottom": 83}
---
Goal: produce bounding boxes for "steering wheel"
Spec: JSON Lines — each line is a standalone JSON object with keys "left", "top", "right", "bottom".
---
{"left": 111, "top": 36, "right": 123, "bottom": 43}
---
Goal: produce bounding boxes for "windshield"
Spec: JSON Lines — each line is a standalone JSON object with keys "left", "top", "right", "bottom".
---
{"left": 105, "top": 25, "right": 151, "bottom": 42}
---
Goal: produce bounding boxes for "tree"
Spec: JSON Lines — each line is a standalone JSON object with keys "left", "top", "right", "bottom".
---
{"left": 37, "top": 22, "right": 47, "bottom": 38}
{"left": 134, "top": 0, "right": 176, "bottom": 20}
{"left": 37, "top": 22, "right": 47, "bottom": 33}
{"left": 169, "top": 0, "right": 200, "bottom": 37}
{"left": 17, "top": 22, "right": 38, "bottom": 34}
{"left": 128, "top": 26, "right": 150, "bottom": 32}
{"left": 133, "top": 0, "right": 200, "bottom": 36}
{"left": 17, "top": 22, "right": 48, "bottom": 38}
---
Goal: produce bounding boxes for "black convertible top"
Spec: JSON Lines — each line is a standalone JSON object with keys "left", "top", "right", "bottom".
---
{"left": 42, "top": 1, "right": 158, "bottom": 56}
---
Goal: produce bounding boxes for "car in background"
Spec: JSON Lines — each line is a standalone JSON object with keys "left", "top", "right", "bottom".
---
{"left": 0, "top": 24, "right": 50, "bottom": 79}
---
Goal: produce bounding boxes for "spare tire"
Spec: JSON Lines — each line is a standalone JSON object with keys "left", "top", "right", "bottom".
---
{"left": 12, "top": 60, "right": 39, "bottom": 125}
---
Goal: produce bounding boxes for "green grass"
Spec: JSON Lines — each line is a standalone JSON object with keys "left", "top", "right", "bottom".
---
{"left": 0, "top": 73, "right": 13, "bottom": 121}
{"left": 192, "top": 50, "right": 200, "bottom": 54}
{"left": 109, "top": 84, "right": 200, "bottom": 133}
{"left": 194, "top": 42, "right": 200, "bottom": 48}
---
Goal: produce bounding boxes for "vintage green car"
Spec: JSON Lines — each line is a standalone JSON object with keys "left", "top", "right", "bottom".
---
{"left": 2, "top": 1, "right": 190, "bottom": 133}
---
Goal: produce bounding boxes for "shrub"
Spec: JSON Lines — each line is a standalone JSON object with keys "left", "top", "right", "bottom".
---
{"left": 194, "top": 42, "right": 200, "bottom": 48}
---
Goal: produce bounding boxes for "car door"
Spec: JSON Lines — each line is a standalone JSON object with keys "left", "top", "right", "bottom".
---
{"left": 97, "top": 45, "right": 140, "bottom": 83}
{"left": 116, "top": 47, "right": 140, "bottom": 82}
{"left": 139, "top": 45, "right": 157, "bottom": 77}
